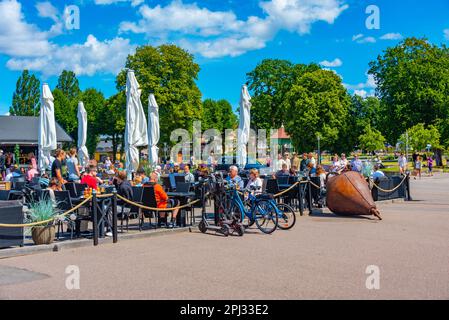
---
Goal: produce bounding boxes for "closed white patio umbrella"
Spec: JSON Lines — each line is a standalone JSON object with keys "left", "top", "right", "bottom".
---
{"left": 237, "top": 84, "right": 251, "bottom": 168}
{"left": 77, "top": 101, "right": 89, "bottom": 168}
{"left": 147, "top": 93, "right": 160, "bottom": 167}
{"left": 38, "top": 83, "right": 57, "bottom": 173}
{"left": 125, "top": 70, "right": 148, "bottom": 179}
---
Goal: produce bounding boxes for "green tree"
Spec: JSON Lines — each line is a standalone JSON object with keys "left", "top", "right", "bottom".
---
{"left": 97, "top": 92, "right": 126, "bottom": 161}
{"left": 246, "top": 59, "right": 295, "bottom": 130}
{"left": 369, "top": 37, "right": 449, "bottom": 144}
{"left": 10, "top": 70, "right": 41, "bottom": 116}
{"left": 116, "top": 44, "right": 202, "bottom": 145}
{"left": 283, "top": 68, "right": 351, "bottom": 152}
{"left": 56, "top": 70, "right": 81, "bottom": 100}
{"left": 358, "top": 125, "right": 386, "bottom": 153}
{"left": 399, "top": 123, "right": 441, "bottom": 152}
{"left": 79, "top": 88, "right": 106, "bottom": 155}
{"left": 53, "top": 71, "right": 82, "bottom": 145}
{"left": 201, "top": 99, "right": 238, "bottom": 131}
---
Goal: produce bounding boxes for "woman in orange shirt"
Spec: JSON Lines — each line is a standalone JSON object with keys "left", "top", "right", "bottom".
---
{"left": 148, "top": 172, "right": 179, "bottom": 227}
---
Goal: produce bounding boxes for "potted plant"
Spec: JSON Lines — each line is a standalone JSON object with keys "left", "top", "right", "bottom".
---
{"left": 26, "top": 199, "right": 62, "bottom": 245}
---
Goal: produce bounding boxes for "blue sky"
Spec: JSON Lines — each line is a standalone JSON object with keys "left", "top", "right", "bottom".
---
{"left": 1, "top": 0, "right": 449, "bottom": 115}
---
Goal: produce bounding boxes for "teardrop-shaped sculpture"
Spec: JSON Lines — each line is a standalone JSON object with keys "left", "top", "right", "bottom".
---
{"left": 326, "top": 171, "right": 382, "bottom": 220}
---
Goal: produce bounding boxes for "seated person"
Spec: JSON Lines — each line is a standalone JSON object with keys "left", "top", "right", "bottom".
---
{"left": 246, "top": 168, "right": 263, "bottom": 194}
{"left": 26, "top": 164, "right": 39, "bottom": 182}
{"left": 106, "top": 164, "right": 116, "bottom": 175}
{"left": 289, "top": 165, "right": 299, "bottom": 177}
{"left": 183, "top": 165, "right": 195, "bottom": 183}
{"left": 306, "top": 162, "right": 317, "bottom": 177}
{"left": 227, "top": 165, "right": 244, "bottom": 189}
{"left": 5, "top": 164, "right": 22, "bottom": 182}
{"left": 46, "top": 177, "right": 63, "bottom": 203}
{"left": 372, "top": 165, "right": 386, "bottom": 180}
{"left": 116, "top": 171, "right": 133, "bottom": 200}
{"left": 81, "top": 165, "right": 99, "bottom": 190}
{"left": 135, "top": 168, "right": 148, "bottom": 185}
{"left": 133, "top": 175, "right": 143, "bottom": 187}
{"left": 276, "top": 163, "right": 290, "bottom": 178}
{"left": 145, "top": 172, "right": 179, "bottom": 227}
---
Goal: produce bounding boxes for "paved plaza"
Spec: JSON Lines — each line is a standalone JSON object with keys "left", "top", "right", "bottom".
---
{"left": 0, "top": 174, "right": 448, "bottom": 300}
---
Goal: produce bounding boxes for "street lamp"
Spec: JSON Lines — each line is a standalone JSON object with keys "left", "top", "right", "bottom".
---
{"left": 317, "top": 133, "right": 321, "bottom": 165}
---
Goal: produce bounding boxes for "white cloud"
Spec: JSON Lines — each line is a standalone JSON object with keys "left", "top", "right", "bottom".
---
{"left": 0, "top": 0, "right": 52, "bottom": 57}
{"left": 354, "top": 89, "right": 367, "bottom": 98}
{"left": 95, "top": 0, "right": 144, "bottom": 6}
{"left": 7, "top": 35, "right": 136, "bottom": 77}
{"left": 352, "top": 34, "right": 376, "bottom": 44}
{"left": 319, "top": 58, "right": 342, "bottom": 67}
{"left": 120, "top": 0, "right": 349, "bottom": 58}
{"left": 380, "top": 33, "right": 403, "bottom": 40}
{"left": 35, "top": 1, "right": 58, "bottom": 22}
{"left": 345, "top": 73, "right": 376, "bottom": 97}
{"left": 0, "top": 1, "right": 135, "bottom": 77}
{"left": 444, "top": 29, "right": 449, "bottom": 40}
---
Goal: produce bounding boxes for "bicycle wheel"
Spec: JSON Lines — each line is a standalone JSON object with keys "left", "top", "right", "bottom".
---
{"left": 276, "top": 203, "right": 297, "bottom": 230}
{"left": 230, "top": 203, "right": 249, "bottom": 228}
{"left": 254, "top": 200, "right": 278, "bottom": 234}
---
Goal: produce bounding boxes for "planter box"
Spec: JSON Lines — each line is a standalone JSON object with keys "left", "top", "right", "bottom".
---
{"left": 0, "top": 200, "right": 24, "bottom": 248}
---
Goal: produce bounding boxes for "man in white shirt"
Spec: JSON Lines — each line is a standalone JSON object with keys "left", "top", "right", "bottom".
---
{"left": 307, "top": 153, "right": 316, "bottom": 168}
{"left": 398, "top": 153, "right": 408, "bottom": 175}
{"left": 276, "top": 154, "right": 286, "bottom": 171}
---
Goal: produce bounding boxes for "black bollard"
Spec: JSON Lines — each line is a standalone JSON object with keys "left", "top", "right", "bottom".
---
{"left": 307, "top": 180, "right": 313, "bottom": 214}
{"left": 112, "top": 190, "right": 118, "bottom": 243}
{"left": 405, "top": 173, "right": 412, "bottom": 201}
{"left": 92, "top": 190, "right": 99, "bottom": 246}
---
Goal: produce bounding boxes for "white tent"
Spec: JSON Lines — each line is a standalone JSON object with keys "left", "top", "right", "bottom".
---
{"left": 147, "top": 93, "right": 160, "bottom": 167}
{"left": 38, "top": 84, "right": 57, "bottom": 173}
{"left": 77, "top": 101, "right": 89, "bottom": 167}
{"left": 237, "top": 84, "right": 251, "bottom": 168}
{"left": 125, "top": 70, "right": 148, "bottom": 179}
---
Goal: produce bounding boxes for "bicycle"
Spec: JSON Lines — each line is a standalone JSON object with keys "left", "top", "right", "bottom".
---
{"left": 224, "top": 183, "right": 278, "bottom": 234}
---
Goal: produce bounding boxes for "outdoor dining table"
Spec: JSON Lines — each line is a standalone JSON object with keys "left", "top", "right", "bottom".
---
{"left": 166, "top": 191, "right": 196, "bottom": 227}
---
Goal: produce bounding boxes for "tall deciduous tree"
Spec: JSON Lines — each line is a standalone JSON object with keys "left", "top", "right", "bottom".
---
{"left": 369, "top": 37, "right": 449, "bottom": 145}
{"left": 116, "top": 44, "right": 202, "bottom": 145}
{"left": 358, "top": 125, "right": 386, "bottom": 153}
{"left": 399, "top": 123, "right": 440, "bottom": 152}
{"left": 97, "top": 92, "right": 126, "bottom": 161}
{"left": 201, "top": 99, "right": 238, "bottom": 132}
{"left": 246, "top": 59, "right": 295, "bottom": 130}
{"left": 79, "top": 88, "right": 106, "bottom": 155}
{"left": 10, "top": 70, "right": 41, "bottom": 116}
{"left": 53, "top": 71, "right": 82, "bottom": 144}
{"left": 283, "top": 68, "right": 351, "bottom": 152}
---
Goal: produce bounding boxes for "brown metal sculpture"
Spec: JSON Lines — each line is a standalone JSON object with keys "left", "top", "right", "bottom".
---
{"left": 326, "top": 171, "right": 382, "bottom": 220}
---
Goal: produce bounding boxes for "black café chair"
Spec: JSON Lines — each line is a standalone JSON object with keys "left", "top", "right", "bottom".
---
{"left": 54, "top": 190, "right": 76, "bottom": 240}
{"left": 0, "top": 190, "right": 11, "bottom": 201}
{"left": 74, "top": 183, "right": 88, "bottom": 197}
{"left": 175, "top": 182, "right": 191, "bottom": 193}
{"left": 119, "top": 187, "right": 143, "bottom": 233}
{"left": 64, "top": 182, "right": 78, "bottom": 199}
{"left": 174, "top": 174, "right": 186, "bottom": 186}
{"left": 161, "top": 176, "right": 172, "bottom": 192}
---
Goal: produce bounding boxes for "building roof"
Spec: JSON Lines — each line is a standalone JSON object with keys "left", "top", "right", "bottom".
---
{"left": 0, "top": 116, "right": 73, "bottom": 145}
{"left": 271, "top": 125, "right": 291, "bottom": 140}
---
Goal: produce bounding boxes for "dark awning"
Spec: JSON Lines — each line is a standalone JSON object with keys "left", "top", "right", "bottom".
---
{"left": 0, "top": 116, "right": 73, "bottom": 145}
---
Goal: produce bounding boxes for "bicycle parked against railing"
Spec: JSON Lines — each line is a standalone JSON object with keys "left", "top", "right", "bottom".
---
{"left": 223, "top": 183, "right": 279, "bottom": 234}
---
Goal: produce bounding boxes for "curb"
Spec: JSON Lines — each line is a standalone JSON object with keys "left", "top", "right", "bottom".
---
{"left": 0, "top": 227, "right": 191, "bottom": 260}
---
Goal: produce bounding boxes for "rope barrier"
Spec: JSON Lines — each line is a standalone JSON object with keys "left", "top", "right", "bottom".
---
{"left": 370, "top": 174, "right": 408, "bottom": 193}
{"left": 308, "top": 180, "right": 322, "bottom": 190}
{"left": 0, "top": 196, "right": 93, "bottom": 228}
{"left": 116, "top": 194, "right": 200, "bottom": 212}
{"left": 274, "top": 182, "right": 300, "bottom": 198}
